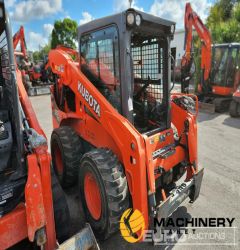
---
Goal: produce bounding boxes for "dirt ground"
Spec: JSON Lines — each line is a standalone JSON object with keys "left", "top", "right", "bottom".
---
{"left": 30, "top": 95, "right": 240, "bottom": 250}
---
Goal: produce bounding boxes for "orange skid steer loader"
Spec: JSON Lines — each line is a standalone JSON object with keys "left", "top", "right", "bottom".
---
{"left": 47, "top": 8, "right": 204, "bottom": 241}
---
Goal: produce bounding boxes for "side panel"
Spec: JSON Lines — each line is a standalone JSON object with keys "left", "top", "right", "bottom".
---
{"left": 171, "top": 94, "right": 198, "bottom": 175}
{"left": 0, "top": 205, "right": 28, "bottom": 249}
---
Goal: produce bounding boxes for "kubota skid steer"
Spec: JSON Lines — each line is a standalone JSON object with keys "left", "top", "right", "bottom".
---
{"left": 47, "top": 8, "right": 204, "bottom": 241}
{"left": 0, "top": 1, "right": 98, "bottom": 249}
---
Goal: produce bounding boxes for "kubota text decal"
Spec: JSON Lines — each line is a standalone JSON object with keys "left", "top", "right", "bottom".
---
{"left": 78, "top": 81, "right": 101, "bottom": 117}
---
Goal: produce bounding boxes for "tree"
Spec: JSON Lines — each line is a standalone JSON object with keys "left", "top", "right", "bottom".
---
{"left": 207, "top": 0, "right": 240, "bottom": 43}
{"left": 51, "top": 18, "right": 78, "bottom": 49}
{"left": 192, "top": 36, "right": 202, "bottom": 92}
{"left": 32, "top": 42, "right": 51, "bottom": 62}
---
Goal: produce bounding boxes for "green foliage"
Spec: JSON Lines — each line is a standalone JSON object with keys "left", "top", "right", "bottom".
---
{"left": 207, "top": 0, "right": 240, "bottom": 43}
{"left": 51, "top": 18, "right": 78, "bottom": 49}
{"left": 234, "top": 2, "right": 240, "bottom": 22}
{"left": 192, "top": 36, "right": 202, "bottom": 91}
{"left": 32, "top": 43, "right": 51, "bottom": 63}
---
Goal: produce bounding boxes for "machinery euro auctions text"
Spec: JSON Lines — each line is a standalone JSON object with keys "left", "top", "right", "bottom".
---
{"left": 120, "top": 209, "right": 236, "bottom": 245}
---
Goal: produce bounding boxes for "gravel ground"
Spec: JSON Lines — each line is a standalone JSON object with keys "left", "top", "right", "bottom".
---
{"left": 30, "top": 95, "right": 240, "bottom": 250}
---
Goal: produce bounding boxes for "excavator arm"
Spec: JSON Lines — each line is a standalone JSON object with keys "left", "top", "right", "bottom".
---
{"left": 13, "top": 26, "right": 27, "bottom": 58}
{"left": 181, "top": 3, "right": 212, "bottom": 93}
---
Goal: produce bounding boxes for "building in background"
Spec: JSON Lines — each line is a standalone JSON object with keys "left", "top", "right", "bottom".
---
{"left": 171, "top": 29, "right": 185, "bottom": 65}
{"left": 170, "top": 29, "right": 185, "bottom": 82}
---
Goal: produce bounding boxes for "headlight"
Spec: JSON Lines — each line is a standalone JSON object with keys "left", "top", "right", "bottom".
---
{"left": 127, "top": 12, "right": 135, "bottom": 26}
{"left": 171, "top": 24, "right": 175, "bottom": 33}
{"left": 135, "top": 14, "right": 141, "bottom": 26}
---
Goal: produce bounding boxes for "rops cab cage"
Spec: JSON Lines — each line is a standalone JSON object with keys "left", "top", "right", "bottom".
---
{"left": 78, "top": 9, "right": 175, "bottom": 134}
{"left": 0, "top": 0, "right": 26, "bottom": 218}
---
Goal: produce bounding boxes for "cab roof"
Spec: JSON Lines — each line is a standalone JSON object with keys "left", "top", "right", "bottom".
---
{"left": 78, "top": 8, "right": 175, "bottom": 39}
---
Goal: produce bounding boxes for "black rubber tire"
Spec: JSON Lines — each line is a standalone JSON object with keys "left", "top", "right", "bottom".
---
{"left": 229, "top": 100, "right": 240, "bottom": 117}
{"left": 214, "top": 98, "right": 231, "bottom": 113}
{"left": 51, "top": 169, "right": 70, "bottom": 243}
{"left": 51, "top": 126, "right": 83, "bottom": 188}
{"left": 79, "top": 148, "right": 129, "bottom": 240}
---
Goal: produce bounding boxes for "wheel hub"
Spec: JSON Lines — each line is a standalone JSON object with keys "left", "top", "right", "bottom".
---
{"left": 84, "top": 172, "right": 102, "bottom": 220}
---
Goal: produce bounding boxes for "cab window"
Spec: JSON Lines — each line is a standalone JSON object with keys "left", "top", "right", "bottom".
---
{"left": 80, "top": 26, "right": 121, "bottom": 112}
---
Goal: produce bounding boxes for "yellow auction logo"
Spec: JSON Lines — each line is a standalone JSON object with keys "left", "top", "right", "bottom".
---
{"left": 119, "top": 208, "right": 145, "bottom": 243}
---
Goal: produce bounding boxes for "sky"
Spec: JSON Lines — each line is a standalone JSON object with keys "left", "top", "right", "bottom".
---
{"left": 5, "top": 0, "right": 214, "bottom": 51}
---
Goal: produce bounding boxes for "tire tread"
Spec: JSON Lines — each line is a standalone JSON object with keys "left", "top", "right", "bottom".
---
{"left": 80, "top": 148, "right": 129, "bottom": 239}
{"left": 51, "top": 126, "right": 82, "bottom": 187}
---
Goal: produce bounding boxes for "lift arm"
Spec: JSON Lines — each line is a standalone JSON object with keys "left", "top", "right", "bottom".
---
{"left": 181, "top": 3, "right": 212, "bottom": 93}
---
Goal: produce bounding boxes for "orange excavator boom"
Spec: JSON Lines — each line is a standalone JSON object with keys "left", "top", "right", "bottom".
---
{"left": 13, "top": 25, "right": 27, "bottom": 58}
{"left": 181, "top": 3, "right": 212, "bottom": 93}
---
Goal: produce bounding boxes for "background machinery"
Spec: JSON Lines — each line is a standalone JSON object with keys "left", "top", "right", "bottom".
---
{"left": 181, "top": 3, "right": 240, "bottom": 116}
{"left": 210, "top": 43, "right": 240, "bottom": 116}
{"left": 12, "top": 26, "right": 28, "bottom": 62}
{"left": 13, "top": 25, "right": 51, "bottom": 96}
{"left": 0, "top": 1, "right": 98, "bottom": 249}
{"left": 47, "top": 8, "right": 204, "bottom": 240}
{"left": 181, "top": 2, "right": 212, "bottom": 95}
{"left": 231, "top": 85, "right": 240, "bottom": 117}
